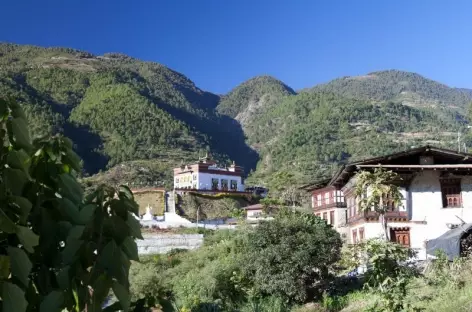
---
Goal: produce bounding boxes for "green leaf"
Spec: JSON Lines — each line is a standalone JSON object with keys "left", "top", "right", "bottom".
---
{"left": 121, "top": 236, "right": 139, "bottom": 261}
{"left": 126, "top": 212, "right": 143, "bottom": 239}
{"left": 62, "top": 149, "right": 81, "bottom": 173}
{"left": 112, "top": 281, "right": 130, "bottom": 312}
{"left": 62, "top": 226, "right": 84, "bottom": 264}
{"left": 56, "top": 266, "right": 70, "bottom": 290}
{"left": 40, "top": 290, "right": 64, "bottom": 312}
{"left": 7, "top": 150, "right": 31, "bottom": 174}
{"left": 4, "top": 167, "right": 29, "bottom": 196}
{"left": 10, "top": 196, "right": 32, "bottom": 224}
{"left": 17, "top": 226, "right": 39, "bottom": 253}
{"left": 10, "top": 117, "right": 32, "bottom": 151}
{"left": 0, "top": 208, "right": 18, "bottom": 233}
{"left": 79, "top": 204, "right": 95, "bottom": 225}
{"left": 2, "top": 282, "right": 27, "bottom": 312}
{"left": 90, "top": 274, "right": 112, "bottom": 312}
{"left": 58, "top": 197, "right": 81, "bottom": 224}
{"left": 9, "top": 99, "right": 27, "bottom": 120}
{"left": 119, "top": 185, "right": 134, "bottom": 200}
{"left": 8, "top": 247, "right": 32, "bottom": 287}
{"left": 58, "top": 174, "right": 83, "bottom": 204}
{"left": 0, "top": 255, "right": 11, "bottom": 279}
{"left": 0, "top": 98, "right": 8, "bottom": 119}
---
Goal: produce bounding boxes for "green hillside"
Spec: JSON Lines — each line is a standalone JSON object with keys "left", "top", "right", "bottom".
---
{"left": 309, "top": 70, "right": 472, "bottom": 112}
{"left": 0, "top": 43, "right": 257, "bottom": 185}
{"left": 218, "top": 72, "right": 470, "bottom": 188}
{"left": 1, "top": 43, "right": 471, "bottom": 190}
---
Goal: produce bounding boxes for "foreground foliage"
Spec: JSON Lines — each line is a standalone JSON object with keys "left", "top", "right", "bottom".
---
{"left": 0, "top": 98, "right": 142, "bottom": 311}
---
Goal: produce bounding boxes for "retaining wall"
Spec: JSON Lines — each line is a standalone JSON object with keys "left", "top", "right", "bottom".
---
{"left": 137, "top": 233, "right": 204, "bottom": 255}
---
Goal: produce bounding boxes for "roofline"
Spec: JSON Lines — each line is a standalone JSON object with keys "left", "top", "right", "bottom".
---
{"left": 328, "top": 145, "right": 472, "bottom": 187}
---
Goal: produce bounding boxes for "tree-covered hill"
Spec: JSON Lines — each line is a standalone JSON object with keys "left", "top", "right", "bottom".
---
{"left": 219, "top": 72, "right": 471, "bottom": 188}
{"left": 309, "top": 70, "right": 472, "bottom": 112}
{"left": 0, "top": 43, "right": 258, "bottom": 183}
{"left": 217, "top": 75, "right": 295, "bottom": 118}
{"left": 1, "top": 43, "right": 471, "bottom": 189}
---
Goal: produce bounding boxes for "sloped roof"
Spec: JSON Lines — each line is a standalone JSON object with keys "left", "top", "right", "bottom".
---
{"left": 328, "top": 145, "right": 472, "bottom": 187}
{"left": 298, "top": 178, "right": 332, "bottom": 191}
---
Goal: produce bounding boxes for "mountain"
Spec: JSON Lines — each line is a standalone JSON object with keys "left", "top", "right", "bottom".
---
{"left": 218, "top": 71, "right": 471, "bottom": 187}
{"left": 1, "top": 43, "right": 471, "bottom": 190}
{"left": 0, "top": 43, "right": 257, "bottom": 187}
{"left": 309, "top": 70, "right": 472, "bottom": 112}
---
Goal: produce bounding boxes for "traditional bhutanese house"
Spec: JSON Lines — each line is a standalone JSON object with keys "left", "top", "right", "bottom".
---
{"left": 306, "top": 145, "right": 472, "bottom": 259}
{"left": 300, "top": 179, "right": 347, "bottom": 237}
{"left": 173, "top": 154, "right": 245, "bottom": 192}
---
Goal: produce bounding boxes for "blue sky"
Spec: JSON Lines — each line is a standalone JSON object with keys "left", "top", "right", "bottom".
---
{"left": 1, "top": 0, "right": 471, "bottom": 93}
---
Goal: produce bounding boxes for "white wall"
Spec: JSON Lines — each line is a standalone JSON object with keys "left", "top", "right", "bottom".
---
{"left": 410, "top": 171, "right": 472, "bottom": 242}
{"left": 197, "top": 172, "right": 244, "bottom": 191}
{"left": 174, "top": 172, "right": 244, "bottom": 191}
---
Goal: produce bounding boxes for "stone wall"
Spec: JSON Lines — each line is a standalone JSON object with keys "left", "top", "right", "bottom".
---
{"left": 137, "top": 233, "right": 204, "bottom": 255}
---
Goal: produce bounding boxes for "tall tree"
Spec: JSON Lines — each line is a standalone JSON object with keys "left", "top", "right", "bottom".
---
{"left": 355, "top": 168, "right": 403, "bottom": 240}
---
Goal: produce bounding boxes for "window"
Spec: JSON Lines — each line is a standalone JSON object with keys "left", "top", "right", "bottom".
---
{"left": 193, "top": 174, "right": 197, "bottom": 180}
{"left": 330, "top": 210, "right": 335, "bottom": 225}
{"left": 352, "top": 229, "right": 358, "bottom": 244}
{"left": 230, "top": 180, "right": 237, "bottom": 190}
{"left": 175, "top": 178, "right": 179, "bottom": 183}
{"left": 211, "top": 178, "right": 219, "bottom": 190}
{"left": 221, "top": 179, "right": 229, "bottom": 190}
{"left": 379, "top": 192, "right": 396, "bottom": 211}
{"left": 359, "top": 227, "right": 364, "bottom": 241}
{"left": 312, "top": 196, "right": 316, "bottom": 208}
{"left": 441, "top": 178, "right": 462, "bottom": 208}
{"left": 323, "top": 212, "right": 328, "bottom": 221}
{"left": 347, "top": 197, "right": 356, "bottom": 218}
{"left": 317, "top": 194, "right": 322, "bottom": 206}
{"left": 325, "top": 192, "right": 330, "bottom": 205}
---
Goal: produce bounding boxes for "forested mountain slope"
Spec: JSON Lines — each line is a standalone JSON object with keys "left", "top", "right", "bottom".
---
{"left": 309, "top": 70, "right": 472, "bottom": 112}
{"left": 1, "top": 43, "right": 470, "bottom": 189}
{"left": 0, "top": 43, "right": 257, "bottom": 187}
{"left": 220, "top": 71, "right": 471, "bottom": 187}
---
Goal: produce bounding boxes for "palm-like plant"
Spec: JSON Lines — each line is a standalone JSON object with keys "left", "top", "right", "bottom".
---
{"left": 355, "top": 168, "right": 403, "bottom": 240}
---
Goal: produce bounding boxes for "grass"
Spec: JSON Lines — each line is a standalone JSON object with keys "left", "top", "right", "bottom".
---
{"left": 291, "top": 255, "right": 472, "bottom": 312}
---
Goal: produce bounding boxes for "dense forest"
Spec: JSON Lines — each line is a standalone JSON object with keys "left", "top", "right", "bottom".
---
{"left": 0, "top": 43, "right": 471, "bottom": 189}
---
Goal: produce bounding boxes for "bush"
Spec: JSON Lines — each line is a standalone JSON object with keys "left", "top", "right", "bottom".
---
{"left": 343, "top": 239, "right": 419, "bottom": 312}
{"left": 240, "top": 209, "right": 343, "bottom": 303}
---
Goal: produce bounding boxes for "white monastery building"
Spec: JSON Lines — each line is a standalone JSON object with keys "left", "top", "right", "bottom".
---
{"left": 173, "top": 154, "right": 245, "bottom": 192}
{"left": 304, "top": 145, "right": 472, "bottom": 259}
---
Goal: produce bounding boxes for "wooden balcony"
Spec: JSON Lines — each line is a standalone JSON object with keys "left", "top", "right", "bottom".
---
{"left": 347, "top": 210, "right": 408, "bottom": 224}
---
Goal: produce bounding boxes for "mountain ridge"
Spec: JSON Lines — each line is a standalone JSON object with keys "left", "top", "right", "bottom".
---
{"left": 1, "top": 42, "right": 471, "bottom": 189}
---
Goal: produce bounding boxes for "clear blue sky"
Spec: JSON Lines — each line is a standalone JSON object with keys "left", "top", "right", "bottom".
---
{"left": 1, "top": 0, "right": 471, "bottom": 94}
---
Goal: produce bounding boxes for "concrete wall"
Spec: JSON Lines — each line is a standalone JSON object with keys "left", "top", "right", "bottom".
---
{"left": 137, "top": 233, "right": 204, "bottom": 255}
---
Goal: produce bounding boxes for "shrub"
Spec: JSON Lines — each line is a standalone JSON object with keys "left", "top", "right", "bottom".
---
{"left": 241, "top": 209, "right": 343, "bottom": 303}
